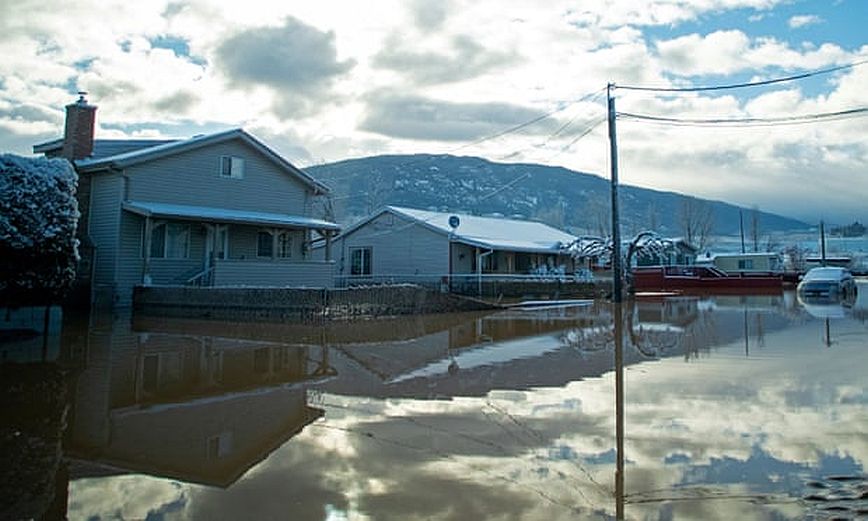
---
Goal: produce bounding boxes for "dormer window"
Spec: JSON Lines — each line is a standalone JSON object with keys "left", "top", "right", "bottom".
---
{"left": 219, "top": 156, "right": 244, "bottom": 179}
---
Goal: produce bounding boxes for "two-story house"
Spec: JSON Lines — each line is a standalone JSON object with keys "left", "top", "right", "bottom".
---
{"left": 34, "top": 95, "right": 340, "bottom": 307}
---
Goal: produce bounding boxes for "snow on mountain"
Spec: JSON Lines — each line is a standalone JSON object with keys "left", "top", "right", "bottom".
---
{"left": 307, "top": 154, "right": 808, "bottom": 236}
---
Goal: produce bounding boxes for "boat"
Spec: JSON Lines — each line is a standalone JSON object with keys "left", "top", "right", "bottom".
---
{"left": 697, "top": 251, "right": 800, "bottom": 285}
{"left": 631, "top": 265, "right": 783, "bottom": 293}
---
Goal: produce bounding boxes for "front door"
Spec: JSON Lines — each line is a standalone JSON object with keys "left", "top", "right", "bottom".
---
{"left": 204, "top": 225, "right": 228, "bottom": 270}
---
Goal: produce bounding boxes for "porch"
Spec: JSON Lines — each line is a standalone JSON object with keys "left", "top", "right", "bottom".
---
{"left": 123, "top": 201, "right": 340, "bottom": 290}
{"left": 450, "top": 243, "right": 577, "bottom": 277}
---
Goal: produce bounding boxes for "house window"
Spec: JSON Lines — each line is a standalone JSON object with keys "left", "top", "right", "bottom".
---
{"left": 350, "top": 247, "right": 372, "bottom": 275}
{"left": 277, "top": 231, "right": 292, "bottom": 258}
{"left": 219, "top": 156, "right": 244, "bottom": 179}
{"left": 207, "top": 432, "right": 233, "bottom": 459}
{"left": 738, "top": 259, "right": 754, "bottom": 270}
{"left": 149, "top": 223, "right": 190, "bottom": 259}
{"left": 257, "top": 231, "right": 273, "bottom": 258}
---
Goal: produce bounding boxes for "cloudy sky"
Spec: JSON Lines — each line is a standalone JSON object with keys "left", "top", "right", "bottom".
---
{"left": 1, "top": 0, "right": 866, "bottom": 223}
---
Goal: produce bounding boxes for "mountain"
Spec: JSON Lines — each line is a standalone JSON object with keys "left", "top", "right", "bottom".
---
{"left": 306, "top": 154, "right": 808, "bottom": 237}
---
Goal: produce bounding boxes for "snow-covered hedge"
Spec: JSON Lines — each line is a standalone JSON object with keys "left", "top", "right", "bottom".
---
{"left": 0, "top": 155, "right": 79, "bottom": 304}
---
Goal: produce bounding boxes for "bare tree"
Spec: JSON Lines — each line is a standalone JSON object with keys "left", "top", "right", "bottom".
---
{"left": 763, "top": 234, "right": 781, "bottom": 253}
{"left": 585, "top": 197, "right": 610, "bottom": 237}
{"left": 678, "top": 197, "right": 715, "bottom": 251}
{"left": 316, "top": 194, "right": 338, "bottom": 223}
{"left": 645, "top": 201, "right": 660, "bottom": 233}
{"left": 364, "top": 169, "right": 392, "bottom": 214}
{"left": 534, "top": 200, "right": 566, "bottom": 228}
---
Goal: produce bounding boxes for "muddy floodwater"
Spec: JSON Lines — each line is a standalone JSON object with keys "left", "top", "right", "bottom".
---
{"left": 2, "top": 283, "right": 867, "bottom": 520}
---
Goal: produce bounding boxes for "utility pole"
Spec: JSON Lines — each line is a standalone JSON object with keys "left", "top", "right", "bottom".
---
{"left": 739, "top": 210, "right": 746, "bottom": 254}
{"left": 609, "top": 83, "right": 625, "bottom": 520}
{"left": 607, "top": 83, "right": 622, "bottom": 302}
{"left": 820, "top": 220, "right": 827, "bottom": 266}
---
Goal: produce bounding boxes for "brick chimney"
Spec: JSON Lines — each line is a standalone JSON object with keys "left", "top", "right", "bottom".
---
{"left": 62, "top": 92, "right": 97, "bottom": 160}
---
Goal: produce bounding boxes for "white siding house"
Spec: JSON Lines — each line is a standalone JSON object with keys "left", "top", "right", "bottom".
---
{"left": 325, "top": 206, "right": 578, "bottom": 287}
{"left": 34, "top": 96, "right": 340, "bottom": 307}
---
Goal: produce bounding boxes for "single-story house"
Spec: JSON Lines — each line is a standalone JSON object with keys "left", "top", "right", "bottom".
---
{"left": 34, "top": 95, "right": 339, "bottom": 307}
{"left": 320, "top": 206, "right": 579, "bottom": 287}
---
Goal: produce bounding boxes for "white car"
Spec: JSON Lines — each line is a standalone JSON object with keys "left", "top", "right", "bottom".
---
{"left": 797, "top": 267, "right": 857, "bottom": 299}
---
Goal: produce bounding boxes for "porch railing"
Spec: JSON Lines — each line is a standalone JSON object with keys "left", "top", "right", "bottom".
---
{"left": 185, "top": 266, "right": 215, "bottom": 287}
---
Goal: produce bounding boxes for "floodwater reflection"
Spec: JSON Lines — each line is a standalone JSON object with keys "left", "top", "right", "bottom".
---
{"left": 1, "top": 284, "right": 866, "bottom": 520}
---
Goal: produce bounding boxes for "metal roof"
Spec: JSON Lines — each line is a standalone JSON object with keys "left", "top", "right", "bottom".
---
{"left": 339, "top": 206, "right": 576, "bottom": 254}
{"left": 123, "top": 201, "right": 340, "bottom": 231}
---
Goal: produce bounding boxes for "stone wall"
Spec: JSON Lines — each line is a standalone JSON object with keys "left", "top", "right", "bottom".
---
{"left": 133, "top": 285, "right": 499, "bottom": 322}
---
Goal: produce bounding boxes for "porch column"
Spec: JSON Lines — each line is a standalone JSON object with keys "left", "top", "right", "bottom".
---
{"left": 324, "top": 231, "right": 333, "bottom": 261}
{"left": 142, "top": 216, "right": 152, "bottom": 285}
{"left": 271, "top": 227, "right": 278, "bottom": 260}
{"left": 476, "top": 247, "right": 481, "bottom": 296}
{"left": 203, "top": 224, "right": 214, "bottom": 271}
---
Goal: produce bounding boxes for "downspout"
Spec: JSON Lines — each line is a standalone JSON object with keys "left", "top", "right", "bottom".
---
{"left": 447, "top": 234, "right": 453, "bottom": 292}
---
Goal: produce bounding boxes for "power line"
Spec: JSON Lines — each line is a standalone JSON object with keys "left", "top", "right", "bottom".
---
{"left": 307, "top": 88, "right": 607, "bottom": 188}
{"left": 615, "top": 59, "right": 868, "bottom": 93}
{"left": 496, "top": 114, "right": 607, "bottom": 162}
{"left": 450, "top": 87, "right": 607, "bottom": 153}
{"left": 617, "top": 106, "right": 868, "bottom": 127}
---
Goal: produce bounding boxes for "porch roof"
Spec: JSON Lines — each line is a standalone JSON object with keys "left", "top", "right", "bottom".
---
{"left": 122, "top": 201, "right": 340, "bottom": 231}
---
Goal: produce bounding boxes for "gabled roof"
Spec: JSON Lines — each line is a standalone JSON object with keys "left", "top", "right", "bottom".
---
{"left": 75, "top": 128, "right": 330, "bottom": 194}
{"left": 340, "top": 206, "right": 576, "bottom": 254}
{"left": 33, "top": 138, "right": 177, "bottom": 158}
{"left": 123, "top": 201, "right": 340, "bottom": 231}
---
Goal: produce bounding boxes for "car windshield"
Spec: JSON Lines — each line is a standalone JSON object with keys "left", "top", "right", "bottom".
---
{"left": 803, "top": 267, "right": 846, "bottom": 281}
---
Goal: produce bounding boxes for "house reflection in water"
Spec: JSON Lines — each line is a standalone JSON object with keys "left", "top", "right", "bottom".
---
{"left": 60, "top": 292, "right": 800, "bottom": 498}
{"left": 66, "top": 314, "right": 331, "bottom": 488}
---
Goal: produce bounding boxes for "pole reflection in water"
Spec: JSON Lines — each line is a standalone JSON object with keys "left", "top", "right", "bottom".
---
{"left": 613, "top": 301, "right": 625, "bottom": 520}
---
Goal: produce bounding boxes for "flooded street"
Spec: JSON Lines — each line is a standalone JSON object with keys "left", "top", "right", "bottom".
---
{"left": 3, "top": 284, "right": 867, "bottom": 520}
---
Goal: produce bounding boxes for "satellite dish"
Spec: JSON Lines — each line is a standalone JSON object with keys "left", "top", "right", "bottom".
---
{"left": 448, "top": 215, "right": 460, "bottom": 229}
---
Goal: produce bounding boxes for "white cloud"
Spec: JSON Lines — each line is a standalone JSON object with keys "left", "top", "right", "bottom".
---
{"left": 788, "top": 14, "right": 823, "bottom": 29}
{"left": 0, "top": 0, "right": 865, "bottom": 222}
{"left": 655, "top": 30, "right": 850, "bottom": 76}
